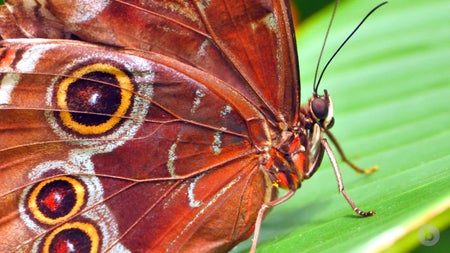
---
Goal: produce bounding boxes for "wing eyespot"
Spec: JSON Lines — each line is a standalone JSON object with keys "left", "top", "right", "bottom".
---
{"left": 55, "top": 63, "right": 134, "bottom": 136}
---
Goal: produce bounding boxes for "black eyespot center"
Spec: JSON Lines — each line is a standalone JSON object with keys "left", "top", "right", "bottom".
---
{"left": 66, "top": 71, "right": 121, "bottom": 126}
{"left": 36, "top": 179, "right": 77, "bottom": 219}
{"left": 50, "top": 227, "right": 92, "bottom": 253}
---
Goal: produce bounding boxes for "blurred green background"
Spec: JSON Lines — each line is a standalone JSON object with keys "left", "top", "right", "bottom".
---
{"left": 292, "top": 0, "right": 333, "bottom": 21}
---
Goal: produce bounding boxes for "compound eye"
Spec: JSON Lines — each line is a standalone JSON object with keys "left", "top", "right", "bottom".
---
{"left": 310, "top": 90, "right": 334, "bottom": 129}
{"left": 311, "top": 97, "right": 329, "bottom": 120}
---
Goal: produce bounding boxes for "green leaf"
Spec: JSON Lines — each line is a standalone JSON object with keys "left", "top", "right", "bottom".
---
{"left": 232, "top": 0, "right": 450, "bottom": 252}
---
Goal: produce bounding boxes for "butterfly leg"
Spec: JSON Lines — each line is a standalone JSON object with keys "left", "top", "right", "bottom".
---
{"left": 250, "top": 190, "right": 295, "bottom": 253}
{"left": 321, "top": 138, "right": 376, "bottom": 217}
{"left": 324, "top": 129, "right": 378, "bottom": 174}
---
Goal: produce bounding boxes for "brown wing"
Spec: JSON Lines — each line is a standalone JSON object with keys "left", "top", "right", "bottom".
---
{"left": 0, "top": 39, "right": 277, "bottom": 252}
{"left": 4, "top": 0, "right": 300, "bottom": 124}
{"left": 0, "top": 0, "right": 301, "bottom": 251}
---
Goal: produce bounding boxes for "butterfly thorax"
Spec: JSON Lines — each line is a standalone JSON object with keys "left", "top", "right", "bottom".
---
{"left": 266, "top": 90, "right": 334, "bottom": 191}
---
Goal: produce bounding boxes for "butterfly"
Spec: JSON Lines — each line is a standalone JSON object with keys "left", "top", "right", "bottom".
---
{"left": 0, "top": 0, "right": 383, "bottom": 252}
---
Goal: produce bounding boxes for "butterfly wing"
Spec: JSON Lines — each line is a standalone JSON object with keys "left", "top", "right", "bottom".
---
{"left": 0, "top": 39, "right": 277, "bottom": 252}
{"left": 4, "top": 0, "right": 300, "bottom": 124}
{"left": 0, "top": 0, "right": 301, "bottom": 252}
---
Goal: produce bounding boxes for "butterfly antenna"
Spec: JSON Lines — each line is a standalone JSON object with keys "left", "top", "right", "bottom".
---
{"left": 314, "top": 1, "right": 388, "bottom": 92}
{"left": 313, "top": 0, "right": 340, "bottom": 94}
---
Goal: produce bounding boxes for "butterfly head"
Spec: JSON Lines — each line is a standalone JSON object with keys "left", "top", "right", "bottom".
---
{"left": 310, "top": 89, "right": 334, "bottom": 130}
